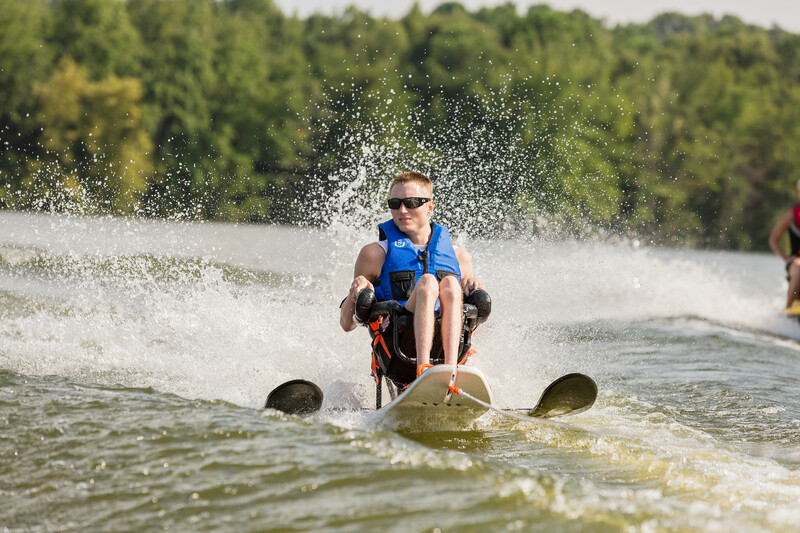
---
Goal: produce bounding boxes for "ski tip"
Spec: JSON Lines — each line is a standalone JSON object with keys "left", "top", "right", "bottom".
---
{"left": 265, "top": 379, "right": 323, "bottom": 415}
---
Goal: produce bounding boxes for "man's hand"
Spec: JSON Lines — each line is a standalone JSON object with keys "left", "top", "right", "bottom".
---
{"left": 462, "top": 277, "right": 484, "bottom": 297}
{"left": 349, "top": 276, "right": 374, "bottom": 305}
{"left": 341, "top": 276, "right": 375, "bottom": 332}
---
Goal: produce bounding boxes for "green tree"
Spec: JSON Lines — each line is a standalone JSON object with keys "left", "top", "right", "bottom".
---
{"left": 207, "top": 0, "right": 309, "bottom": 222}
{"left": 0, "top": 0, "right": 51, "bottom": 207}
{"left": 31, "top": 58, "right": 152, "bottom": 214}
{"left": 126, "top": 0, "right": 217, "bottom": 218}
{"left": 47, "top": 0, "right": 143, "bottom": 80}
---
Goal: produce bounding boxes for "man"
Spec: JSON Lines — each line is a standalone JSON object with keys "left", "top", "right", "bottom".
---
{"left": 769, "top": 179, "right": 800, "bottom": 308}
{"left": 339, "top": 171, "right": 485, "bottom": 383}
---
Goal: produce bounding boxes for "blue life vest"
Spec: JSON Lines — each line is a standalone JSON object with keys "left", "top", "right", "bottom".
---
{"left": 374, "top": 219, "right": 461, "bottom": 307}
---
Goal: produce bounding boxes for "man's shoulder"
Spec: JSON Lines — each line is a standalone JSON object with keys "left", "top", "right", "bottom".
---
{"left": 354, "top": 242, "right": 386, "bottom": 281}
{"left": 455, "top": 247, "right": 471, "bottom": 261}
{"left": 358, "top": 242, "right": 387, "bottom": 263}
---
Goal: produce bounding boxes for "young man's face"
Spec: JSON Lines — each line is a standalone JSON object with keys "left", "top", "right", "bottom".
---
{"left": 389, "top": 181, "right": 434, "bottom": 236}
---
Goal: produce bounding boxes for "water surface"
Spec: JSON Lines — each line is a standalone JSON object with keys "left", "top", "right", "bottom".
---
{"left": 2, "top": 211, "right": 799, "bottom": 532}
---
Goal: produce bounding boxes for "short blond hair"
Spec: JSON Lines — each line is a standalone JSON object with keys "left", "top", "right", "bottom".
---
{"left": 389, "top": 171, "right": 433, "bottom": 197}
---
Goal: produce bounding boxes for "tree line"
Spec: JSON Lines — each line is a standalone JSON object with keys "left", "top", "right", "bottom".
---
{"left": 2, "top": 0, "right": 800, "bottom": 249}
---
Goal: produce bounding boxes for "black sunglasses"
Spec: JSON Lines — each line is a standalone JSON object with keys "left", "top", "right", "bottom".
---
{"left": 387, "top": 197, "right": 431, "bottom": 209}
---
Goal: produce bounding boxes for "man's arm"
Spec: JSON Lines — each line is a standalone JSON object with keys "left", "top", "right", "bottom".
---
{"left": 769, "top": 210, "right": 794, "bottom": 262}
{"left": 340, "top": 243, "right": 385, "bottom": 332}
{"left": 455, "top": 248, "right": 485, "bottom": 296}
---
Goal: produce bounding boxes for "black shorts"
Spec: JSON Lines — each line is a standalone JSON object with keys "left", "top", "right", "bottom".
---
{"left": 380, "top": 306, "right": 445, "bottom": 360}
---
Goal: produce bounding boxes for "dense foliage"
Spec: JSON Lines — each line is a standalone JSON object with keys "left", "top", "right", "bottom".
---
{"left": 2, "top": 0, "right": 800, "bottom": 249}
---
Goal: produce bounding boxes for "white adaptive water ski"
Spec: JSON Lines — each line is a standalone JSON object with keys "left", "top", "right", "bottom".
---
{"left": 375, "top": 365, "right": 493, "bottom": 429}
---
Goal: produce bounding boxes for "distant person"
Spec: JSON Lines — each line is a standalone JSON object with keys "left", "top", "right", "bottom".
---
{"left": 339, "top": 171, "right": 485, "bottom": 390}
{"left": 768, "top": 179, "right": 800, "bottom": 308}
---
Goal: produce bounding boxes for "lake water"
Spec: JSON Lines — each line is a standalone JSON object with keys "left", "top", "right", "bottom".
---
{"left": 2, "top": 210, "right": 800, "bottom": 532}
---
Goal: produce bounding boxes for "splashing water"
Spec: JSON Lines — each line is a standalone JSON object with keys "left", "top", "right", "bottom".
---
{"left": 305, "top": 77, "right": 620, "bottom": 241}
{"left": 2, "top": 208, "right": 800, "bottom": 531}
